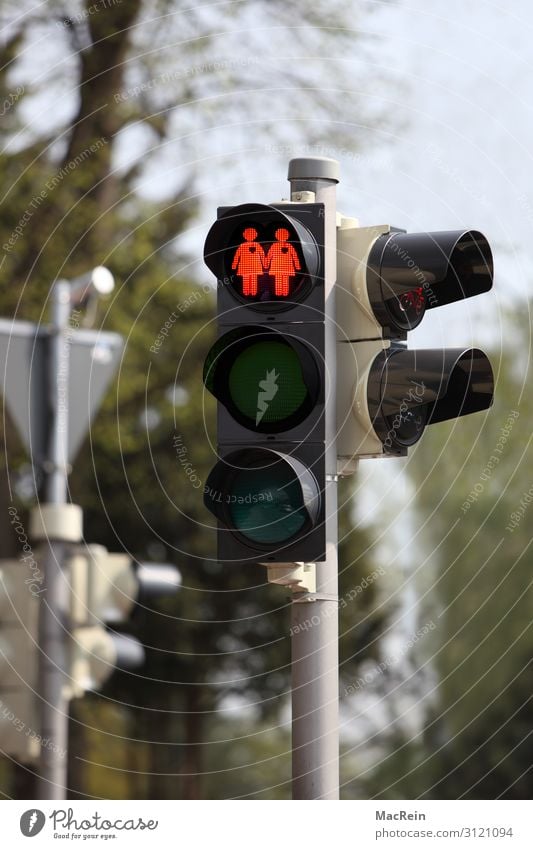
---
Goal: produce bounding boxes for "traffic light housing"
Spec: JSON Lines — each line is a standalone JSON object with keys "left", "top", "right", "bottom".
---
{"left": 0, "top": 546, "right": 181, "bottom": 760}
{"left": 67, "top": 545, "right": 181, "bottom": 698}
{"left": 203, "top": 202, "right": 327, "bottom": 563}
{"left": 0, "top": 560, "right": 40, "bottom": 762}
{"left": 336, "top": 223, "right": 494, "bottom": 465}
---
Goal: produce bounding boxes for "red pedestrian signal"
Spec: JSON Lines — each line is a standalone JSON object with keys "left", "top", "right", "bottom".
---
{"left": 204, "top": 204, "right": 320, "bottom": 315}
{"left": 265, "top": 227, "right": 302, "bottom": 296}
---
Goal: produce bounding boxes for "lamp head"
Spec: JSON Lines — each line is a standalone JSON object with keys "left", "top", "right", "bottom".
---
{"left": 69, "top": 266, "right": 115, "bottom": 306}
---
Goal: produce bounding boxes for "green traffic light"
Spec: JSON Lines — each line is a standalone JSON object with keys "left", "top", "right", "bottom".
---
{"left": 203, "top": 327, "right": 320, "bottom": 434}
{"left": 229, "top": 462, "right": 307, "bottom": 544}
{"left": 228, "top": 340, "right": 308, "bottom": 426}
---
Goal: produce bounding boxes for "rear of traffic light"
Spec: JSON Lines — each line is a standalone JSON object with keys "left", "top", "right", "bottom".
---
{"left": 0, "top": 547, "right": 182, "bottom": 760}
{"left": 336, "top": 224, "right": 494, "bottom": 464}
{"left": 203, "top": 203, "right": 326, "bottom": 563}
{"left": 68, "top": 546, "right": 181, "bottom": 697}
{"left": 0, "top": 560, "right": 39, "bottom": 762}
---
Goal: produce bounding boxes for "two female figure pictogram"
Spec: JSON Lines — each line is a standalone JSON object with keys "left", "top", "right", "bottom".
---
{"left": 231, "top": 227, "right": 301, "bottom": 297}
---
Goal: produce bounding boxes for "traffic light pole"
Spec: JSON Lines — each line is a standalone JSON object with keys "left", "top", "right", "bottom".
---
{"left": 288, "top": 158, "right": 340, "bottom": 800}
{"left": 36, "top": 280, "right": 72, "bottom": 800}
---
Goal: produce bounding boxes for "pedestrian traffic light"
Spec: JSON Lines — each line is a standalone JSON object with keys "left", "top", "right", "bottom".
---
{"left": 336, "top": 223, "right": 494, "bottom": 466}
{"left": 67, "top": 545, "right": 181, "bottom": 697}
{"left": 203, "top": 202, "right": 327, "bottom": 563}
{"left": 0, "top": 560, "right": 40, "bottom": 762}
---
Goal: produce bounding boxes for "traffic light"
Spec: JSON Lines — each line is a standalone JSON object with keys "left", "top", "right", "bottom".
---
{"left": 0, "top": 547, "right": 181, "bottom": 760}
{"left": 203, "top": 202, "right": 327, "bottom": 563}
{"left": 67, "top": 545, "right": 181, "bottom": 698}
{"left": 0, "top": 560, "right": 39, "bottom": 762}
{"left": 336, "top": 223, "right": 494, "bottom": 467}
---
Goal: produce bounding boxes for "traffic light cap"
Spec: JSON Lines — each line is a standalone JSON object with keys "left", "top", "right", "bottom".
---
{"left": 287, "top": 157, "right": 340, "bottom": 183}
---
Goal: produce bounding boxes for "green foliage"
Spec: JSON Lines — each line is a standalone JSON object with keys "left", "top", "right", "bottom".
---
{"left": 376, "top": 309, "right": 533, "bottom": 799}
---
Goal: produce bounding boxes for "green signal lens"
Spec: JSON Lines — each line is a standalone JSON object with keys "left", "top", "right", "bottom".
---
{"left": 229, "top": 462, "right": 307, "bottom": 544}
{"left": 228, "top": 340, "right": 308, "bottom": 427}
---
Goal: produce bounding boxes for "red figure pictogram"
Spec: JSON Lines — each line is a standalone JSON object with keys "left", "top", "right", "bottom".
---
{"left": 231, "top": 227, "right": 266, "bottom": 296}
{"left": 265, "top": 228, "right": 301, "bottom": 296}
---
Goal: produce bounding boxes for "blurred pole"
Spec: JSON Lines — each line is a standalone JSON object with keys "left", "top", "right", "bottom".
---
{"left": 36, "top": 280, "right": 71, "bottom": 800}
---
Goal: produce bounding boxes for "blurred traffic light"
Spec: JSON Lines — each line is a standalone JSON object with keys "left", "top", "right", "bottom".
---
{"left": 0, "top": 560, "right": 39, "bottom": 762}
{"left": 67, "top": 545, "right": 181, "bottom": 697}
{"left": 0, "top": 548, "right": 181, "bottom": 761}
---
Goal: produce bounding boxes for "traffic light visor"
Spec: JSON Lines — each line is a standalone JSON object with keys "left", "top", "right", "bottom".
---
{"left": 204, "top": 448, "right": 321, "bottom": 549}
{"left": 368, "top": 346, "right": 494, "bottom": 451}
{"left": 367, "top": 230, "right": 493, "bottom": 333}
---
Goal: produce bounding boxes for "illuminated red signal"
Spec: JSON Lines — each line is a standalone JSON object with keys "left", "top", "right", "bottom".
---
{"left": 204, "top": 202, "right": 322, "bottom": 315}
{"left": 265, "top": 228, "right": 301, "bottom": 296}
{"left": 231, "top": 227, "right": 266, "bottom": 296}
{"left": 230, "top": 225, "right": 303, "bottom": 299}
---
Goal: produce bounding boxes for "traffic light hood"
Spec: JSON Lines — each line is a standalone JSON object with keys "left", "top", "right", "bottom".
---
{"left": 368, "top": 229, "right": 493, "bottom": 313}
{"left": 204, "top": 446, "right": 324, "bottom": 562}
{"left": 369, "top": 346, "right": 494, "bottom": 452}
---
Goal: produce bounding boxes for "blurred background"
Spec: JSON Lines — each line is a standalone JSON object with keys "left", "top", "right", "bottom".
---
{"left": 0, "top": 0, "right": 531, "bottom": 799}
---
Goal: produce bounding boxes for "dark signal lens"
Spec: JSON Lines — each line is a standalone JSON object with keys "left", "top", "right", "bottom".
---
{"left": 204, "top": 328, "right": 320, "bottom": 434}
{"left": 229, "top": 462, "right": 307, "bottom": 544}
{"left": 383, "top": 404, "right": 428, "bottom": 446}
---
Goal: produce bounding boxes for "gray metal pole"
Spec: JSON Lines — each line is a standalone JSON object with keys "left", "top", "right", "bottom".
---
{"left": 37, "top": 280, "right": 72, "bottom": 799}
{"left": 288, "top": 157, "right": 340, "bottom": 800}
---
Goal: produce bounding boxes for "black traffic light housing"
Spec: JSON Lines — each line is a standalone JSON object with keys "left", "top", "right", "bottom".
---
{"left": 366, "top": 229, "right": 493, "bottom": 339}
{"left": 203, "top": 202, "right": 327, "bottom": 563}
{"left": 336, "top": 223, "right": 495, "bottom": 464}
{"left": 204, "top": 202, "right": 325, "bottom": 325}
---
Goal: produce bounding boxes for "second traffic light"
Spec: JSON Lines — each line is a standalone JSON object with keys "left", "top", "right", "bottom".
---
{"left": 0, "top": 560, "right": 39, "bottom": 763}
{"left": 336, "top": 223, "right": 494, "bottom": 464}
{"left": 68, "top": 546, "right": 181, "bottom": 697}
{"left": 203, "top": 202, "right": 327, "bottom": 563}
